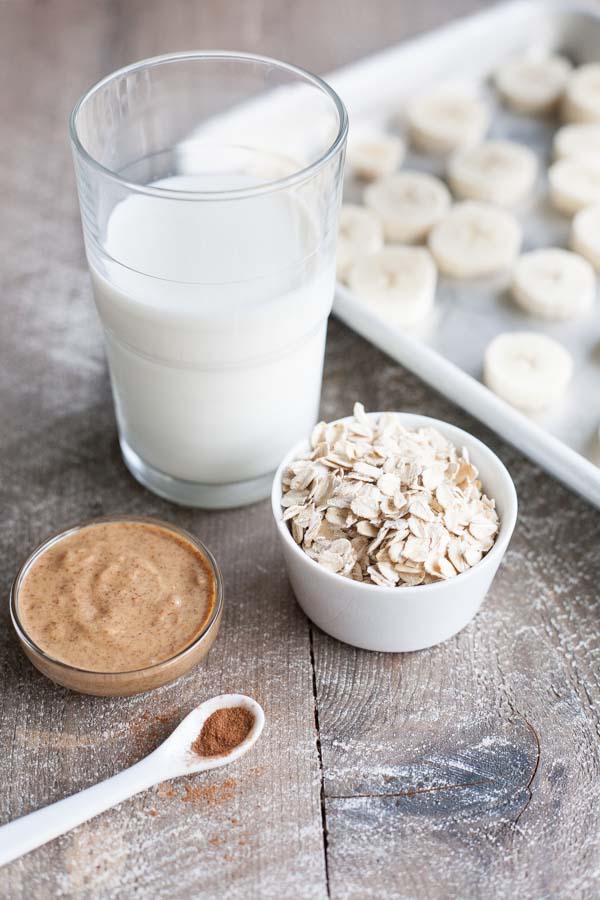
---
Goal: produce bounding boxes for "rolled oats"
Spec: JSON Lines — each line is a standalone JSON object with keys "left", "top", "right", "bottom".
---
{"left": 281, "top": 404, "right": 500, "bottom": 587}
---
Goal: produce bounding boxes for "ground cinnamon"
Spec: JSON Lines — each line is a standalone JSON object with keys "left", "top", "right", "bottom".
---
{"left": 191, "top": 706, "right": 254, "bottom": 757}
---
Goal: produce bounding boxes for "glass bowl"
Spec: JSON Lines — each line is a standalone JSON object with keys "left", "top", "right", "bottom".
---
{"left": 10, "top": 515, "right": 224, "bottom": 696}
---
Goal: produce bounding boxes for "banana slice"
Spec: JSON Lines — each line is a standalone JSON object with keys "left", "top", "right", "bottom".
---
{"left": 548, "top": 158, "right": 600, "bottom": 215}
{"left": 447, "top": 139, "right": 538, "bottom": 207}
{"left": 346, "top": 131, "right": 405, "bottom": 181}
{"left": 407, "top": 87, "right": 489, "bottom": 154}
{"left": 347, "top": 246, "right": 437, "bottom": 327}
{"left": 562, "top": 64, "right": 600, "bottom": 123}
{"left": 428, "top": 202, "right": 522, "bottom": 278}
{"left": 554, "top": 123, "right": 600, "bottom": 162}
{"left": 484, "top": 332, "right": 573, "bottom": 412}
{"left": 336, "top": 204, "right": 385, "bottom": 283}
{"left": 494, "top": 54, "right": 572, "bottom": 114}
{"left": 571, "top": 205, "right": 600, "bottom": 271}
{"left": 511, "top": 248, "right": 596, "bottom": 320}
{"left": 364, "top": 171, "right": 451, "bottom": 243}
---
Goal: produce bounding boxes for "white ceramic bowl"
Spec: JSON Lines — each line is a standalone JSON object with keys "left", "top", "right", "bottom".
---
{"left": 271, "top": 412, "right": 517, "bottom": 652}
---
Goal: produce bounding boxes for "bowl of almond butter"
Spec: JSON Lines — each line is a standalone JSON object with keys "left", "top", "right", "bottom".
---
{"left": 271, "top": 404, "right": 517, "bottom": 652}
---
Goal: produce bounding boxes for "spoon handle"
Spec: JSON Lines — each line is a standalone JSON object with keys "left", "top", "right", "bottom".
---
{"left": 0, "top": 752, "right": 164, "bottom": 867}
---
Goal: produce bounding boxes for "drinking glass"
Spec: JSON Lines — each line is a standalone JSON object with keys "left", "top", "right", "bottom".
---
{"left": 70, "top": 52, "right": 347, "bottom": 508}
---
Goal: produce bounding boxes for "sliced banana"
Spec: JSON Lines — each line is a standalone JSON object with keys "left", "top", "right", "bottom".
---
{"left": 562, "top": 64, "right": 600, "bottom": 123}
{"left": 347, "top": 246, "right": 437, "bottom": 327}
{"left": 484, "top": 332, "right": 573, "bottom": 412}
{"left": 447, "top": 139, "right": 538, "bottom": 207}
{"left": 346, "top": 131, "right": 405, "bottom": 181}
{"left": 571, "top": 205, "right": 600, "bottom": 271}
{"left": 548, "top": 157, "right": 600, "bottom": 215}
{"left": 428, "top": 202, "right": 522, "bottom": 279}
{"left": 494, "top": 54, "right": 572, "bottom": 115}
{"left": 553, "top": 123, "right": 600, "bottom": 162}
{"left": 364, "top": 171, "right": 451, "bottom": 243}
{"left": 511, "top": 248, "right": 596, "bottom": 321}
{"left": 407, "top": 87, "right": 489, "bottom": 154}
{"left": 336, "top": 204, "right": 385, "bottom": 283}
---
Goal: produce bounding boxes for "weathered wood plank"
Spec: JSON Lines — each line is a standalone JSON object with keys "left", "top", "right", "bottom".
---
{"left": 315, "top": 323, "right": 600, "bottom": 899}
{"left": 1, "top": 506, "right": 328, "bottom": 899}
{"left": 0, "top": 1, "right": 328, "bottom": 897}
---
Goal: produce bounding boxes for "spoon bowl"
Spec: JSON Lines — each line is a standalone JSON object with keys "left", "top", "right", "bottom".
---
{"left": 0, "top": 693, "right": 265, "bottom": 867}
{"left": 159, "top": 693, "right": 265, "bottom": 774}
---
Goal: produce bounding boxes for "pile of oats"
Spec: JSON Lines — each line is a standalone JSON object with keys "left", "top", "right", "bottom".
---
{"left": 281, "top": 404, "right": 499, "bottom": 587}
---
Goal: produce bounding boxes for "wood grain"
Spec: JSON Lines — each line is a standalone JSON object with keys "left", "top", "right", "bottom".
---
{"left": 0, "top": 502, "right": 328, "bottom": 899}
{"left": 318, "top": 323, "right": 600, "bottom": 898}
{"left": 0, "top": 1, "right": 599, "bottom": 898}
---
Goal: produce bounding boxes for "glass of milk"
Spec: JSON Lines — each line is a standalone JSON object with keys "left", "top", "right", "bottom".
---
{"left": 70, "top": 52, "right": 347, "bottom": 508}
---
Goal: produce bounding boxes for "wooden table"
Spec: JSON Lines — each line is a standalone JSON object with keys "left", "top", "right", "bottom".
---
{"left": 1, "top": 1, "right": 599, "bottom": 897}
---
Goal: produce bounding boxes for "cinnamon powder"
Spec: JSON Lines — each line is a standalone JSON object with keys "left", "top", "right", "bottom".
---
{"left": 192, "top": 707, "right": 254, "bottom": 757}
{"left": 182, "top": 778, "right": 236, "bottom": 806}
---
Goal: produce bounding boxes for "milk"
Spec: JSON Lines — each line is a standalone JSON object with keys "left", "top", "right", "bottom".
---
{"left": 89, "top": 174, "right": 335, "bottom": 489}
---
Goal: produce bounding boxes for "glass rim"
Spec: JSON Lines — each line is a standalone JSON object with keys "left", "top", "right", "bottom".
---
{"left": 69, "top": 50, "right": 349, "bottom": 201}
{"left": 10, "top": 515, "right": 224, "bottom": 678}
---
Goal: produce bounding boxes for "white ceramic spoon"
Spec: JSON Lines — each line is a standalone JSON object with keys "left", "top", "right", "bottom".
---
{"left": 0, "top": 693, "right": 264, "bottom": 867}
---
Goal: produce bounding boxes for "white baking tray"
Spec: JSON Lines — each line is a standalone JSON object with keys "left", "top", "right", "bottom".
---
{"left": 328, "top": 1, "right": 600, "bottom": 508}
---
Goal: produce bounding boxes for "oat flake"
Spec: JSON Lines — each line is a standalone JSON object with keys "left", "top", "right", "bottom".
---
{"left": 281, "top": 404, "right": 500, "bottom": 587}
